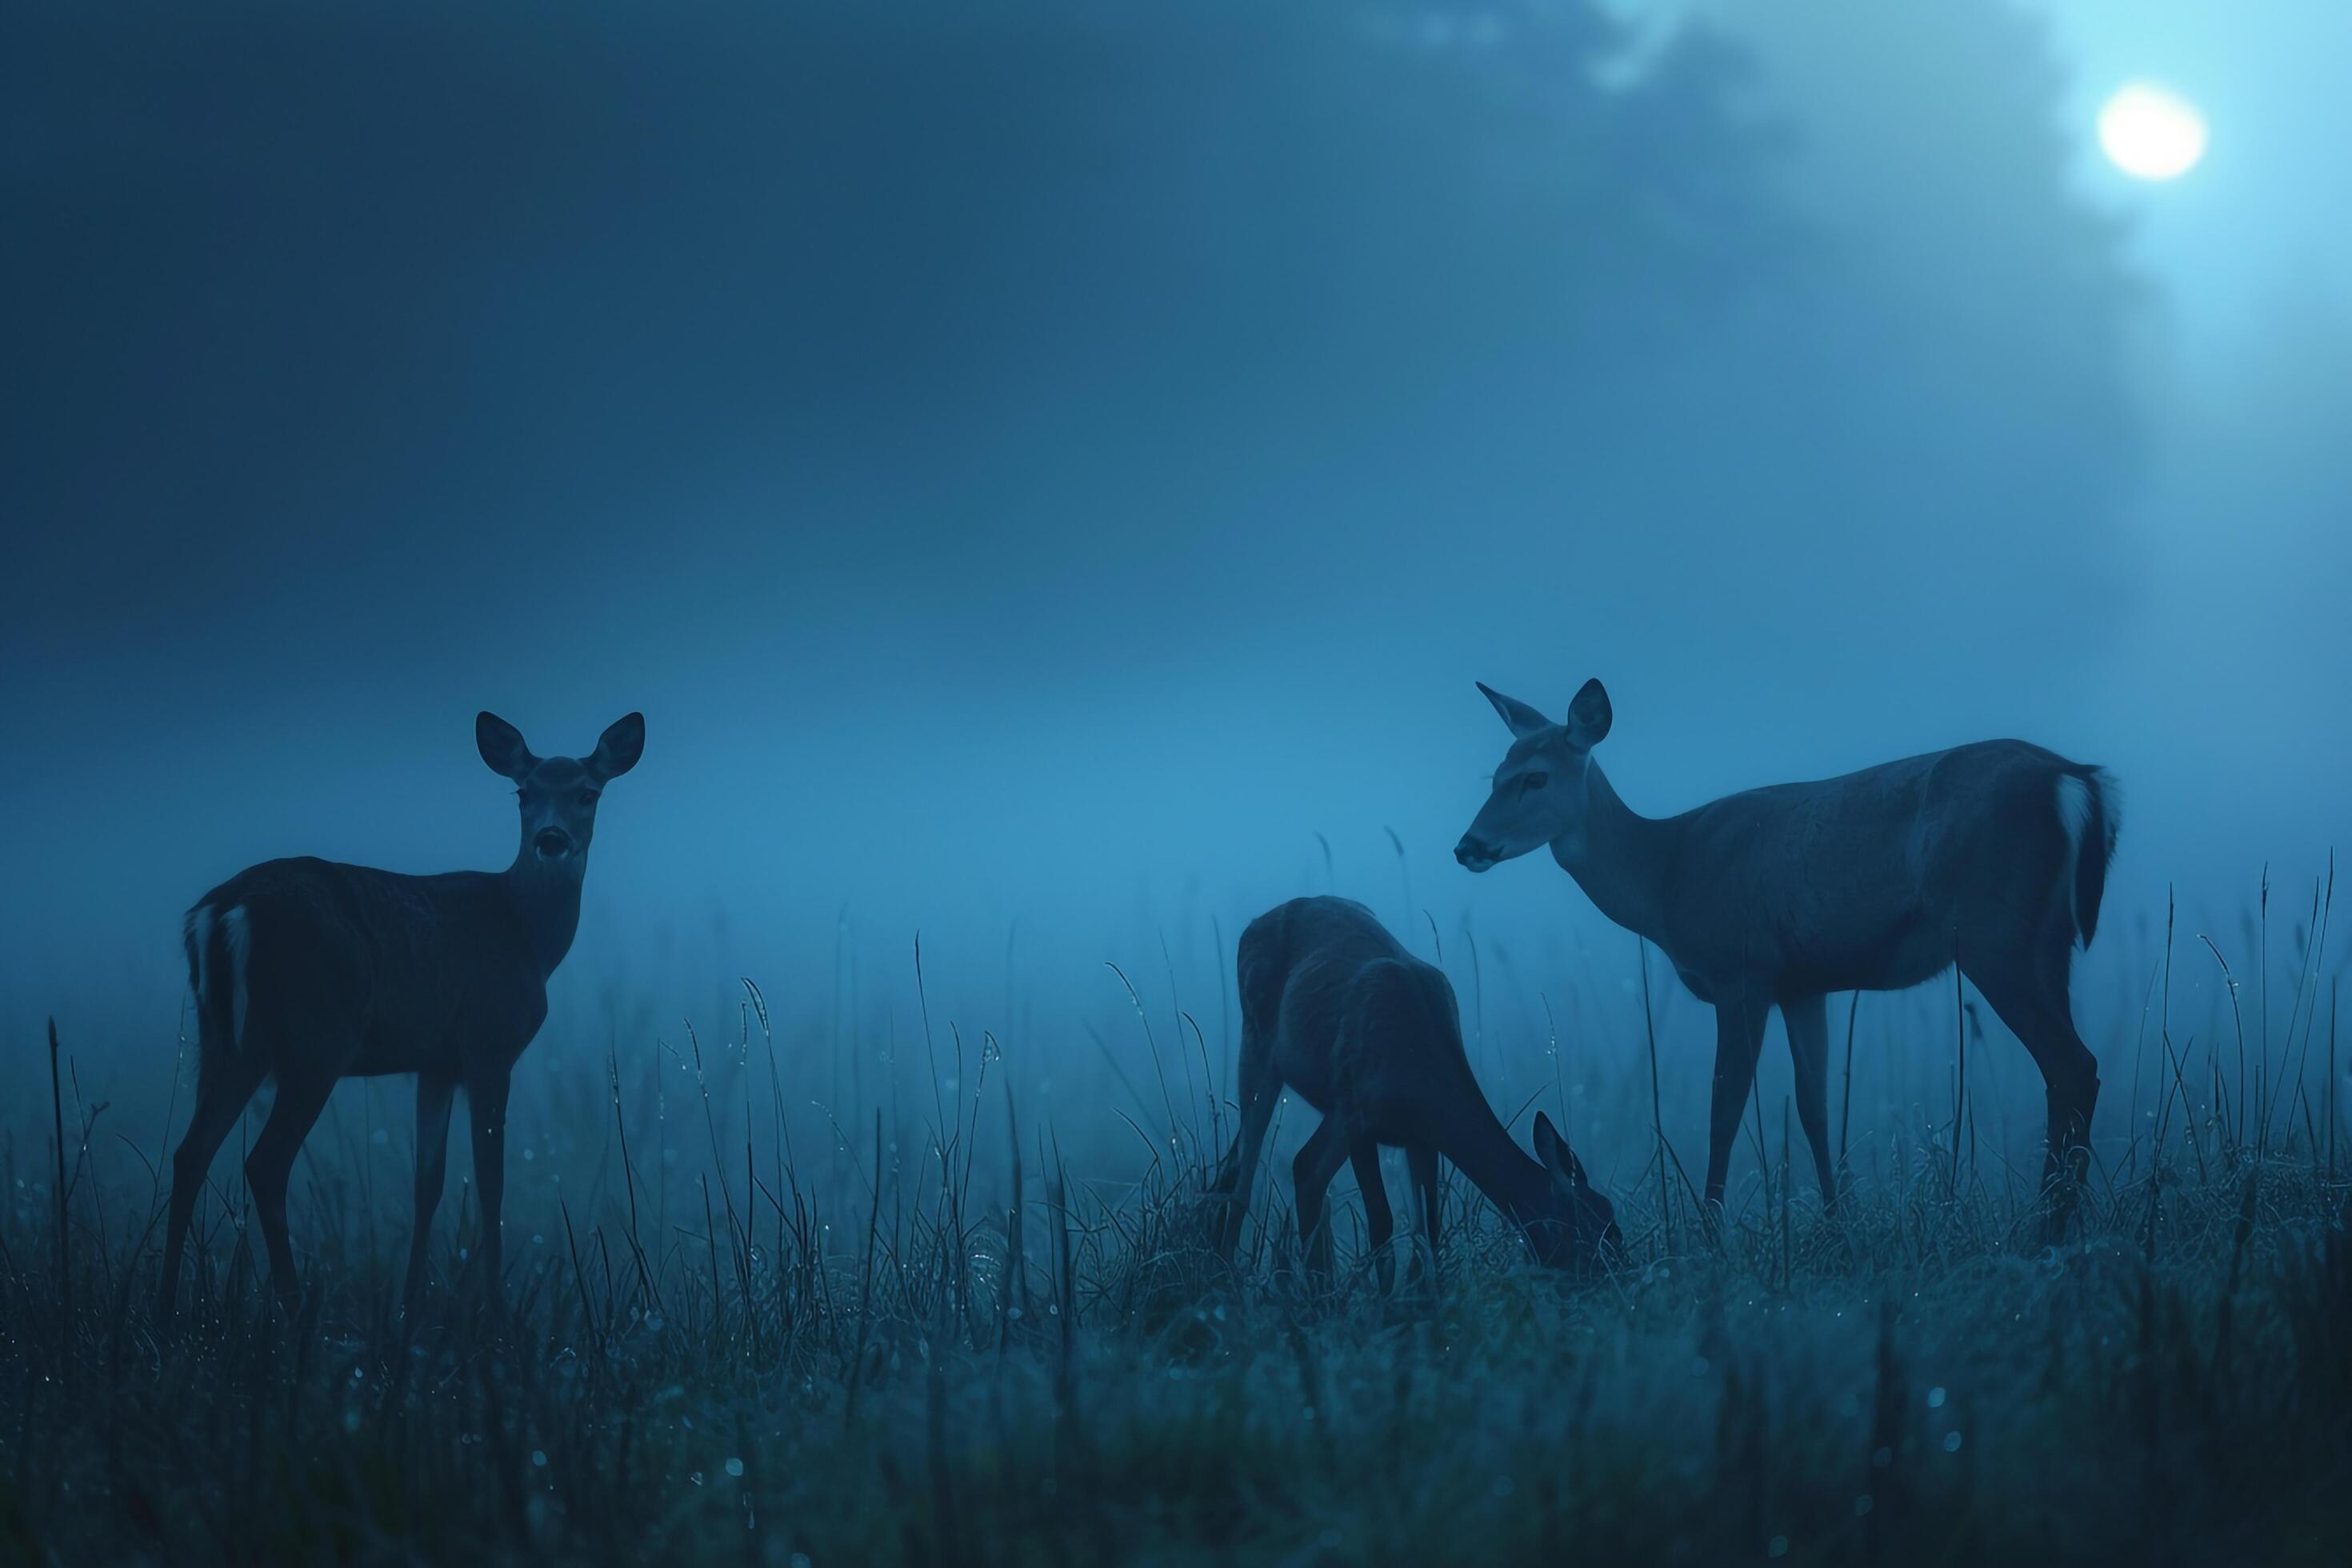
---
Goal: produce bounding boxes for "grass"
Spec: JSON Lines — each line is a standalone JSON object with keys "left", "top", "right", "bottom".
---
{"left": 2, "top": 894, "right": 2349, "bottom": 1565}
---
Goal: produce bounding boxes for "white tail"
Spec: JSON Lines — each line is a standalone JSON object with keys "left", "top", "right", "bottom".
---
{"left": 1454, "top": 678, "right": 2118, "bottom": 1235}
{"left": 1210, "top": 896, "right": 1618, "bottom": 1284}
{"left": 158, "top": 711, "right": 645, "bottom": 1317}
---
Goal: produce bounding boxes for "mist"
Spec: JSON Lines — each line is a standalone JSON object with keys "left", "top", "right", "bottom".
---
{"left": 5, "top": 0, "right": 2345, "bottom": 1183}
{"left": 10, "top": 6, "right": 2352, "bottom": 1562}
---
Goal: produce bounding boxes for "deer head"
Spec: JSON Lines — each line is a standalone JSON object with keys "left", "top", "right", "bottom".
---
{"left": 477, "top": 711, "right": 646, "bottom": 874}
{"left": 1528, "top": 1110, "right": 1622, "bottom": 1270}
{"left": 1454, "top": 678, "right": 1612, "bottom": 874}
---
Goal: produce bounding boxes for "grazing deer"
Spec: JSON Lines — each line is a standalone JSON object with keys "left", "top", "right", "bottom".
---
{"left": 1209, "top": 896, "right": 1620, "bottom": 1285}
{"left": 158, "top": 711, "right": 645, "bottom": 1316}
{"left": 1454, "top": 678, "right": 2119, "bottom": 1236}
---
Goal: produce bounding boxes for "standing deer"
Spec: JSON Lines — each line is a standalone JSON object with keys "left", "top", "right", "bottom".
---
{"left": 158, "top": 711, "right": 645, "bottom": 1316}
{"left": 1210, "top": 896, "right": 1620, "bottom": 1285}
{"left": 1453, "top": 678, "right": 2118, "bottom": 1236}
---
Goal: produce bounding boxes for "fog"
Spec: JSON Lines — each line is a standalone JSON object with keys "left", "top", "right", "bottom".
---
{"left": 5, "top": 1, "right": 2345, "bottom": 1190}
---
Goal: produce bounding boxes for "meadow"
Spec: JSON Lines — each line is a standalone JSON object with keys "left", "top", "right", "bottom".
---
{"left": 2, "top": 875, "right": 2346, "bottom": 1566}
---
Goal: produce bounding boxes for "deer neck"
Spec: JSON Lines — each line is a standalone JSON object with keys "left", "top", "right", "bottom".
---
{"left": 1437, "top": 1087, "right": 1555, "bottom": 1235}
{"left": 1551, "top": 760, "right": 1671, "bottom": 946}
{"left": 501, "top": 851, "right": 586, "bottom": 978}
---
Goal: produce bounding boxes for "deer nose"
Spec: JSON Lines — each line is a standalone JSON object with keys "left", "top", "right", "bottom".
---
{"left": 1454, "top": 836, "right": 1495, "bottom": 870}
{"left": 534, "top": 828, "right": 574, "bottom": 858}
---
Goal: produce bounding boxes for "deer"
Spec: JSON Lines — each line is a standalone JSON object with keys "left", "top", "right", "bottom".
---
{"left": 158, "top": 710, "right": 644, "bottom": 1318}
{"left": 1208, "top": 896, "right": 1620, "bottom": 1287}
{"left": 1453, "top": 678, "right": 2119, "bottom": 1239}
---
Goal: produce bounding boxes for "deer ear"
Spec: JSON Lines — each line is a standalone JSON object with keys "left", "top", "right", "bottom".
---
{"left": 1565, "top": 678, "right": 1613, "bottom": 749}
{"left": 1534, "top": 1110, "right": 1590, "bottom": 1189}
{"left": 1478, "top": 682, "right": 1553, "bottom": 740}
{"left": 588, "top": 712, "right": 645, "bottom": 782}
{"left": 477, "top": 712, "right": 537, "bottom": 781}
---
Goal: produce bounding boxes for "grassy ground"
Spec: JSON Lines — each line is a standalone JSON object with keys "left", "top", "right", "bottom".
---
{"left": 6, "top": 877, "right": 2350, "bottom": 1565}
{"left": 2, "top": 1080, "right": 2346, "bottom": 1566}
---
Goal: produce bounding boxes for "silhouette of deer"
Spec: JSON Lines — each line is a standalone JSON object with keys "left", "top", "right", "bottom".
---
{"left": 158, "top": 711, "right": 644, "bottom": 1316}
{"left": 1454, "top": 678, "right": 2118, "bottom": 1237}
{"left": 1209, "top": 896, "right": 1619, "bottom": 1285}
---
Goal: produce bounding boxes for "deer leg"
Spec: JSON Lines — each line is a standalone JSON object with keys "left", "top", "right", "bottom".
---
{"left": 1213, "top": 1049, "right": 1279, "bottom": 1262}
{"left": 1407, "top": 1144, "right": 1441, "bottom": 1286}
{"left": 1966, "top": 942, "right": 2099, "bottom": 1240}
{"left": 1703, "top": 993, "right": 1771, "bottom": 1221}
{"left": 1782, "top": 992, "right": 1838, "bottom": 1213}
{"left": 1350, "top": 1142, "right": 1396, "bottom": 1294}
{"left": 404, "top": 1073, "right": 457, "bottom": 1309}
{"left": 466, "top": 1070, "right": 513, "bottom": 1299}
{"left": 2036, "top": 931, "right": 2102, "bottom": 1200}
{"left": 1291, "top": 1118, "right": 1351, "bottom": 1283}
{"left": 159, "top": 1054, "right": 266, "bottom": 1320}
{"left": 245, "top": 1070, "right": 338, "bottom": 1305}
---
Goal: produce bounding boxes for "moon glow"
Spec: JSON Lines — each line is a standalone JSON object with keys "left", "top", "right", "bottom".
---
{"left": 2098, "top": 82, "right": 2209, "bottom": 182}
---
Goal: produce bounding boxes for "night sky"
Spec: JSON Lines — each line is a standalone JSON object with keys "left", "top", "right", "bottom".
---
{"left": 6, "top": 1, "right": 2346, "bottom": 1142}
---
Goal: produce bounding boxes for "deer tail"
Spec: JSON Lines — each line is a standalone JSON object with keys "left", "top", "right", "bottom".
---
{"left": 2055, "top": 766, "right": 2122, "bottom": 950}
{"left": 182, "top": 898, "right": 251, "bottom": 1093}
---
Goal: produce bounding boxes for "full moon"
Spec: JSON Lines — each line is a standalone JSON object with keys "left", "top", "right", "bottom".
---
{"left": 2097, "top": 82, "right": 2208, "bottom": 181}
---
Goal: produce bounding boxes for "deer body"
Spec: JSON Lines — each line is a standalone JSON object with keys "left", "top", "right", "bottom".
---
{"left": 158, "top": 712, "right": 643, "bottom": 1315}
{"left": 187, "top": 861, "right": 566, "bottom": 1080}
{"left": 1210, "top": 896, "right": 1618, "bottom": 1283}
{"left": 1455, "top": 679, "right": 2118, "bottom": 1234}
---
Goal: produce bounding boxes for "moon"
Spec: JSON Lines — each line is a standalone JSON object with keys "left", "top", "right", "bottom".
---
{"left": 2097, "top": 83, "right": 2208, "bottom": 182}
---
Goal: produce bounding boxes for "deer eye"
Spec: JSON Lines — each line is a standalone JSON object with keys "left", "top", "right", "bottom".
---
{"left": 1521, "top": 772, "right": 1549, "bottom": 793}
